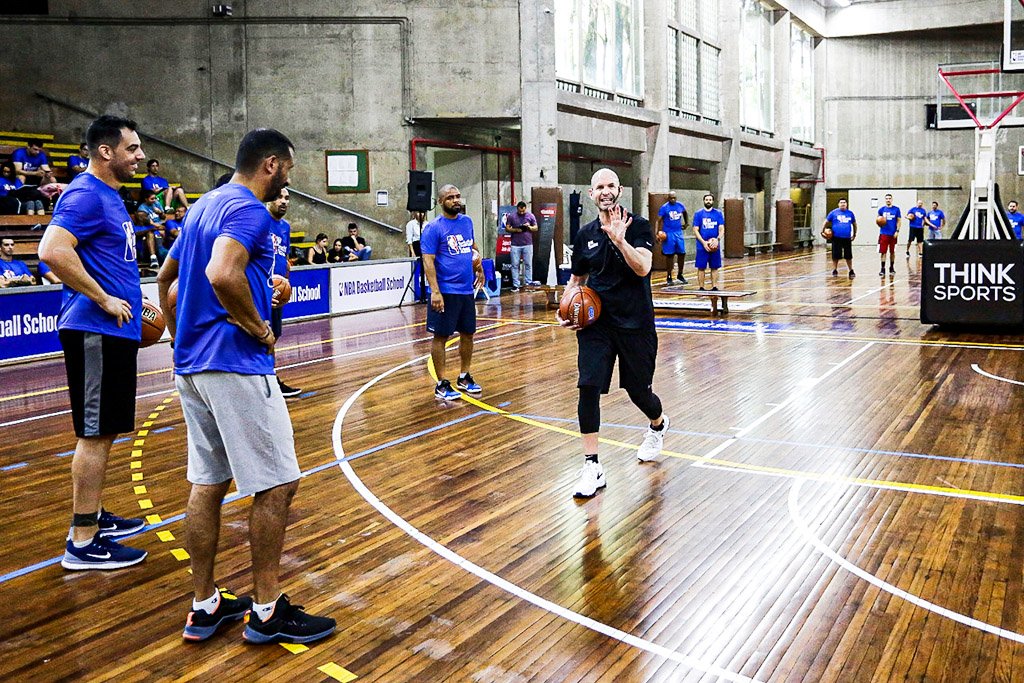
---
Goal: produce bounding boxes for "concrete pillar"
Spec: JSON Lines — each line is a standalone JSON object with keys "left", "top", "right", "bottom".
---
{"left": 637, "top": 0, "right": 670, "bottom": 202}
{"left": 812, "top": 35, "right": 828, "bottom": 234}
{"left": 718, "top": 0, "right": 742, "bottom": 202}
{"left": 520, "top": 0, "right": 559, "bottom": 198}
{"left": 772, "top": 10, "right": 793, "bottom": 240}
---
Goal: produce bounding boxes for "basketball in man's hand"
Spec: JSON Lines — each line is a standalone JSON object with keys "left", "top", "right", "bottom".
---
{"left": 558, "top": 286, "right": 601, "bottom": 328}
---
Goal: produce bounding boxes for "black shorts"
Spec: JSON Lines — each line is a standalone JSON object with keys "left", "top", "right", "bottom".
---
{"left": 831, "top": 236, "right": 853, "bottom": 261}
{"left": 271, "top": 307, "right": 283, "bottom": 339}
{"left": 60, "top": 329, "right": 139, "bottom": 438}
{"left": 576, "top": 322, "right": 658, "bottom": 394}
{"left": 908, "top": 227, "right": 924, "bottom": 243}
{"left": 426, "top": 293, "right": 476, "bottom": 337}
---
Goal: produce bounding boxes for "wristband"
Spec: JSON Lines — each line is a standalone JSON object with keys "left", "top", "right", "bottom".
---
{"left": 256, "top": 326, "right": 272, "bottom": 341}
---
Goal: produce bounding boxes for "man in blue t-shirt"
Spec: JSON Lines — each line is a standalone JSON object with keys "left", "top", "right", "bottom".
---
{"left": 0, "top": 237, "right": 36, "bottom": 286}
{"left": 657, "top": 191, "right": 688, "bottom": 285}
{"left": 926, "top": 202, "right": 946, "bottom": 240}
{"left": 877, "top": 194, "right": 901, "bottom": 276}
{"left": 157, "top": 128, "right": 334, "bottom": 645}
{"left": 37, "top": 115, "right": 148, "bottom": 572}
{"left": 1007, "top": 201, "right": 1024, "bottom": 240}
{"left": 266, "top": 187, "right": 301, "bottom": 398}
{"left": 67, "top": 142, "right": 89, "bottom": 178}
{"left": 905, "top": 200, "right": 927, "bottom": 258}
{"left": 421, "top": 183, "right": 485, "bottom": 401}
{"left": 692, "top": 193, "right": 726, "bottom": 308}
{"left": 824, "top": 198, "right": 858, "bottom": 278}
{"left": 12, "top": 141, "right": 51, "bottom": 185}
{"left": 141, "top": 158, "right": 190, "bottom": 210}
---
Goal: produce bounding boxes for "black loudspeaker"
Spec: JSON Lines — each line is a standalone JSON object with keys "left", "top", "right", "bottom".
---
{"left": 406, "top": 170, "right": 433, "bottom": 212}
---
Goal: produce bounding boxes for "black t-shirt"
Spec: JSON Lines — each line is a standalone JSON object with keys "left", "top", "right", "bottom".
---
{"left": 341, "top": 236, "right": 366, "bottom": 252}
{"left": 571, "top": 213, "right": 654, "bottom": 329}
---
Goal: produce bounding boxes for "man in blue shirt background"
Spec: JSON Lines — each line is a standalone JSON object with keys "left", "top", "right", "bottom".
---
{"left": 657, "top": 191, "right": 688, "bottom": 285}
{"left": 0, "top": 237, "right": 36, "bottom": 286}
{"left": 926, "top": 202, "right": 946, "bottom": 240}
{"left": 158, "top": 128, "right": 334, "bottom": 645}
{"left": 905, "top": 199, "right": 926, "bottom": 258}
{"left": 1007, "top": 201, "right": 1024, "bottom": 240}
{"left": 67, "top": 142, "right": 89, "bottom": 178}
{"left": 267, "top": 187, "right": 301, "bottom": 397}
{"left": 877, "top": 193, "right": 901, "bottom": 276}
{"left": 824, "top": 198, "right": 857, "bottom": 278}
{"left": 12, "top": 141, "right": 51, "bottom": 185}
{"left": 692, "top": 193, "right": 726, "bottom": 300}
{"left": 142, "top": 158, "right": 190, "bottom": 210}
{"left": 421, "top": 183, "right": 484, "bottom": 401}
{"left": 38, "top": 115, "right": 148, "bottom": 571}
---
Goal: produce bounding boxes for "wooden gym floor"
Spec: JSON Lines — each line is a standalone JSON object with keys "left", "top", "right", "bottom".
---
{"left": 1, "top": 244, "right": 1023, "bottom": 682}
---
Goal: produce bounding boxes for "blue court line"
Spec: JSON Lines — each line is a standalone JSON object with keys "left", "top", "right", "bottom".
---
{"left": 0, "top": 407, "right": 498, "bottom": 586}
{"left": 112, "top": 437, "right": 130, "bottom": 445}
{"left": 152, "top": 426, "right": 174, "bottom": 434}
{"left": 512, "top": 413, "right": 1024, "bottom": 471}
{"left": 1, "top": 462, "right": 27, "bottom": 472}
{"left": 55, "top": 449, "right": 74, "bottom": 458}
{"left": 298, "top": 391, "right": 317, "bottom": 399}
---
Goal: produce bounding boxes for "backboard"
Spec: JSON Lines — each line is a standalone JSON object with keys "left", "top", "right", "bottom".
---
{"left": 1004, "top": 0, "right": 1024, "bottom": 71}
{"left": 936, "top": 61, "right": 1024, "bottom": 129}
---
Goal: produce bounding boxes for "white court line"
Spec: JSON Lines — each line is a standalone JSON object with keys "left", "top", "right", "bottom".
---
{"left": 0, "top": 387, "right": 176, "bottom": 428}
{"left": 332, "top": 326, "right": 760, "bottom": 683}
{"left": 788, "top": 478, "right": 1024, "bottom": 644}
{"left": 972, "top": 363, "right": 1024, "bottom": 387}
{"left": 841, "top": 280, "right": 898, "bottom": 306}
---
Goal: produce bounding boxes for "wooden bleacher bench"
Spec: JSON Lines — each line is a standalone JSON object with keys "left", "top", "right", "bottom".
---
{"left": 655, "top": 285, "right": 756, "bottom": 315}
{"left": 0, "top": 215, "right": 50, "bottom": 230}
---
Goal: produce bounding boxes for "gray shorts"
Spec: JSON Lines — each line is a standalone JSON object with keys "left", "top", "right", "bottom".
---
{"left": 174, "top": 372, "right": 301, "bottom": 496}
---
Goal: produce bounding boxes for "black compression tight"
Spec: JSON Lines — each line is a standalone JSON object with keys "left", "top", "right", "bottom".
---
{"left": 578, "top": 385, "right": 663, "bottom": 434}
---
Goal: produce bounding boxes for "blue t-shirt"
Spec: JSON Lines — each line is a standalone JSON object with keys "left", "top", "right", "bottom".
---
{"left": 171, "top": 183, "right": 275, "bottom": 376}
{"left": 877, "top": 205, "right": 901, "bottom": 236}
{"left": 140, "top": 202, "right": 164, "bottom": 225}
{"left": 141, "top": 175, "right": 170, "bottom": 193}
{"left": 420, "top": 214, "right": 475, "bottom": 295}
{"left": 826, "top": 208, "right": 857, "bottom": 239}
{"left": 1007, "top": 211, "right": 1024, "bottom": 239}
{"left": 49, "top": 173, "right": 142, "bottom": 340}
{"left": 907, "top": 207, "right": 926, "bottom": 228}
{"left": 1, "top": 258, "right": 32, "bottom": 280}
{"left": 658, "top": 201, "right": 687, "bottom": 232}
{"left": 37, "top": 260, "right": 53, "bottom": 280}
{"left": 67, "top": 154, "right": 89, "bottom": 172}
{"left": 692, "top": 208, "right": 724, "bottom": 251}
{"left": 927, "top": 210, "right": 946, "bottom": 230}
{"left": 0, "top": 178, "right": 22, "bottom": 196}
{"left": 270, "top": 217, "right": 291, "bottom": 277}
{"left": 12, "top": 148, "right": 49, "bottom": 171}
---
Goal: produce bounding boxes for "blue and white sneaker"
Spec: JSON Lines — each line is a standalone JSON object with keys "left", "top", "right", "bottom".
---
{"left": 434, "top": 379, "right": 461, "bottom": 401}
{"left": 61, "top": 534, "right": 147, "bottom": 571}
{"left": 98, "top": 508, "right": 146, "bottom": 538}
{"left": 456, "top": 373, "right": 482, "bottom": 395}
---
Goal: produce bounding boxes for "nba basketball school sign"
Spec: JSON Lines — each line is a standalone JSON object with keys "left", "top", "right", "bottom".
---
{"left": 921, "top": 240, "right": 1024, "bottom": 326}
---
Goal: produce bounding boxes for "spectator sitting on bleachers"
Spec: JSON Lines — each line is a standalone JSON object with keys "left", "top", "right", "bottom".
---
{"left": 66, "top": 142, "right": 89, "bottom": 178}
{"left": 0, "top": 237, "right": 36, "bottom": 287}
{"left": 38, "top": 169, "right": 68, "bottom": 209}
{"left": 133, "top": 207, "right": 160, "bottom": 269}
{"left": 161, "top": 205, "right": 185, "bottom": 257}
{"left": 139, "top": 190, "right": 168, "bottom": 227}
{"left": 12, "top": 141, "right": 51, "bottom": 185}
{"left": 0, "top": 161, "right": 46, "bottom": 215}
{"left": 37, "top": 259, "right": 61, "bottom": 284}
{"left": 141, "top": 158, "right": 190, "bottom": 210}
{"left": 341, "top": 222, "right": 372, "bottom": 260}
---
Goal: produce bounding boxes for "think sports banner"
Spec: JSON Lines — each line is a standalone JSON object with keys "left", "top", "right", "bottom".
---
{"left": 920, "top": 239, "right": 1024, "bottom": 327}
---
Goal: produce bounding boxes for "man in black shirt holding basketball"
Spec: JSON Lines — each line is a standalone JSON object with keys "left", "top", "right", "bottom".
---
{"left": 558, "top": 168, "right": 669, "bottom": 498}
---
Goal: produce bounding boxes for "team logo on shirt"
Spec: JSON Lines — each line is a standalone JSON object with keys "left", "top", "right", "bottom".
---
{"left": 121, "top": 221, "right": 137, "bottom": 262}
{"left": 445, "top": 234, "right": 473, "bottom": 255}
{"left": 587, "top": 240, "right": 599, "bottom": 249}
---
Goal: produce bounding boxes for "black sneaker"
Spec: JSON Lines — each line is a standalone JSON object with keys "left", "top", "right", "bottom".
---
{"left": 98, "top": 508, "right": 146, "bottom": 538}
{"left": 905, "top": 251, "right": 910, "bottom": 257}
{"left": 183, "top": 587, "right": 253, "bottom": 642}
{"left": 889, "top": 266, "right": 896, "bottom": 274}
{"left": 849, "top": 270, "right": 856, "bottom": 279}
{"left": 666, "top": 276, "right": 675, "bottom": 286}
{"left": 434, "top": 379, "right": 460, "bottom": 401}
{"left": 679, "top": 276, "right": 688, "bottom": 284}
{"left": 831, "top": 269, "right": 838, "bottom": 276}
{"left": 456, "top": 373, "right": 482, "bottom": 394}
{"left": 277, "top": 378, "right": 302, "bottom": 398}
{"left": 879, "top": 267, "right": 886, "bottom": 276}
{"left": 242, "top": 594, "right": 336, "bottom": 645}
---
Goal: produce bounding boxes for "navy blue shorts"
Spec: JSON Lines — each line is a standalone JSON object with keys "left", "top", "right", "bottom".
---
{"left": 426, "top": 293, "right": 476, "bottom": 337}
{"left": 577, "top": 322, "right": 658, "bottom": 394}
{"left": 661, "top": 231, "right": 686, "bottom": 255}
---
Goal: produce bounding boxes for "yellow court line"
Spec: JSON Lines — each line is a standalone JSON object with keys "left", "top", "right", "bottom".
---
{"left": 427, "top": 334, "right": 1024, "bottom": 506}
{"left": 0, "top": 321, "right": 427, "bottom": 403}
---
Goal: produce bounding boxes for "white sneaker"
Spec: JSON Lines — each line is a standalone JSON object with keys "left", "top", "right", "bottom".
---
{"left": 637, "top": 415, "right": 670, "bottom": 462}
{"left": 573, "top": 460, "right": 606, "bottom": 498}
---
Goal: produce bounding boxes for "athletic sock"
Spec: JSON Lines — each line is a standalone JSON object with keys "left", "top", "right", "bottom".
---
{"left": 651, "top": 419, "right": 665, "bottom": 432}
{"left": 458, "top": 372, "right": 468, "bottom": 380}
{"left": 193, "top": 589, "right": 221, "bottom": 614}
{"left": 585, "top": 454, "right": 599, "bottom": 464}
{"left": 71, "top": 537, "right": 93, "bottom": 549}
{"left": 253, "top": 596, "right": 280, "bottom": 622}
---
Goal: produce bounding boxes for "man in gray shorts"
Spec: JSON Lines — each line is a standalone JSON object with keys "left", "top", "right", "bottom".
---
{"left": 158, "top": 129, "right": 335, "bottom": 645}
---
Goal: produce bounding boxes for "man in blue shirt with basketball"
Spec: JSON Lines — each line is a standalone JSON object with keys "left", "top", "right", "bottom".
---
{"left": 926, "top": 201, "right": 946, "bottom": 240}
{"left": 158, "top": 129, "right": 334, "bottom": 645}
{"left": 38, "top": 115, "right": 149, "bottom": 571}
{"left": 824, "top": 198, "right": 857, "bottom": 278}
{"left": 877, "top": 194, "right": 901, "bottom": 276}
{"left": 1007, "top": 201, "right": 1024, "bottom": 240}
{"left": 421, "top": 183, "right": 484, "bottom": 401}
{"left": 267, "top": 187, "right": 301, "bottom": 397}
{"left": 905, "top": 200, "right": 926, "bottom": 258}
{"left": 657, "top": 191, "right": 688, "bottom": 285}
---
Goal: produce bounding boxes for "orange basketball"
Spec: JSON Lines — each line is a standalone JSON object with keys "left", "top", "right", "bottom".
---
{"left": 875, "top": 215, "right": 887, "bottom": 227}
{"left": 166, "top": 279, "right": 178, "bottom": 321}
{"left": 822, "top": 226, "right": 834, "bottom": 240}
{"left": 140, "top": 299, "right": 165, "bottom": 348}
{"left": 656, "top": 230, "right": 667, "bottom": 243}
{"left": 558, "top": 286, "right": 601, "bottom": 328}
{"left": 272, "top": 274, "right": 292, "bottom": 306}
{"left": 472, "top": 248, "right": 482, "bottom": 268}
{"left": 707, "top": 237, "right": 719, "bottom": 252}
